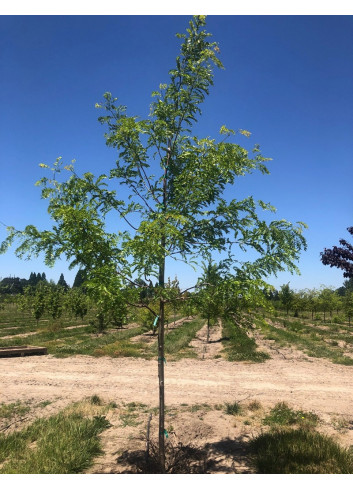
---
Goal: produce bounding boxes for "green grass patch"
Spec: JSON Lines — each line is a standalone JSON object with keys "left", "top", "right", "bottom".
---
{"left": 263, "top": 402, "right": 319, "bottom": 429}
{"left": 0, "top": 402, "right": 30, "bottom": 420}
{"left": 250, "top": 428, "right": 353, "bottom": 473}
{"left": 222, "top": 318, "right": 270, "bottom": 362}
{"left": 0, "top": 399, "right": 112, "bottom": 474}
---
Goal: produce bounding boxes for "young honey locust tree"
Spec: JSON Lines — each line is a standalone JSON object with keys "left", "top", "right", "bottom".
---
{"left": 1, "top": 16, "right": 307, "bottom": 471}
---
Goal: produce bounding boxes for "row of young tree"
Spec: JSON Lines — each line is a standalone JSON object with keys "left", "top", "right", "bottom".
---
{"left": 270, "top": 280, "right": 353, "bottom": 323}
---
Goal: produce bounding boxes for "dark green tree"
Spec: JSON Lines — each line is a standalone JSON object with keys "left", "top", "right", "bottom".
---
{"left": 28, "top": 272, "right": 37, "bottom": 286}
{"left": 72, "top": 269, "right": 86, "bottom": 288}
{"left": 57, "top": 273, "right": 69, "bottom": 290}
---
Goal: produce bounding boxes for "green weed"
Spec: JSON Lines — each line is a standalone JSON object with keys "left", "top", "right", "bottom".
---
{"left": 225, "top": 401, "right": 242, "bottom": 416}
{"left": 263, "top": 402, "right": 319, "bottom": 428}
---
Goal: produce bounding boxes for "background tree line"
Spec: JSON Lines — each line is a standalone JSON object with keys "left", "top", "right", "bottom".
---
{"left": 267, "top": 278, "right": 353, "bottom": 324}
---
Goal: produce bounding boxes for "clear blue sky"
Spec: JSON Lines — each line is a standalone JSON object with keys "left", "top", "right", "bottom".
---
{"left": 0, "top": 14, "right": 352, "bottom": 291}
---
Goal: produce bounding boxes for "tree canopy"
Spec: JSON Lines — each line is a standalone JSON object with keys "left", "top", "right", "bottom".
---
{"left": 321, "top": 227, "right": 353, "bottom": 279}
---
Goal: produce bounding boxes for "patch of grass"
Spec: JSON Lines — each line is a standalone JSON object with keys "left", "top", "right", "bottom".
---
{"left": 119, "top": 413, "right": 141, "bottom": 427}
{"left": 189, "top": 403, "right": 212, "bottom": 413}
{"left": 90, "top": 395, "right": 102, "bottom": 406}
{"left": 125, "top": 402, "right": 148, "bottom": 412}
{"left": 225, "top": 401, "right": 242, "bottom": 416}
{"left": 331, "top": 416, "right": 353, "bottom": 433}
{"left": 36, "top": 401, "right": 52, "bottom": 409}
{"left": 222, "top": 318, "right": 270, "bottom": 363}
{"left": 0, "top": 400, "right": 112, "bottom": 474}
{"left": 118, "top": 401, "right": 148, "bottom": 427}
{"left": 94, "top": 339, "right": 149, "bottom": 358}
{"left": 248, "top": 400, "right": 262, "bottom": 411}
{"left": 263, "top": 402, "right": 319, "bottom": 429}
{"left": 250, "top": 429, "right": 353, "bottom": 473}
{"left": 0, "top": 402, "right": 30, "bottom": 420}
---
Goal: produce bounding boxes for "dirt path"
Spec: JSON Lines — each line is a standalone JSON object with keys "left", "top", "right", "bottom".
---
{"left": 189, "top": 320, "right": 223, "bottom": 359}
{"left": 2, "top": 340, "right": 353, "bottom": 473}
{"left": 1, "top": 353, "right": 352, "bottom": 420}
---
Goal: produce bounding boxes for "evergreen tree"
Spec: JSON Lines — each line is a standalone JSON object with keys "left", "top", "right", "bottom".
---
{"left": 57, "top": 273, "right": 69, "bottom": 290}
{"left": 28, "top": 272, "right": 37, "bottom": 286}
{"left": 72, "top": 269, "right": 86, "bottom": 288}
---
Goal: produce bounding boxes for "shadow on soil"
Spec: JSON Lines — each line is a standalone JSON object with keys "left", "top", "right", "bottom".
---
{"left": 113, "top": 435, "right": 253, "bottom": 474}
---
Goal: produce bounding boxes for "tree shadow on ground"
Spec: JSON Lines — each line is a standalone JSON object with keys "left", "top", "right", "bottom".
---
{"left": 204, "top": 436, "right": 254, "bottom": 473}
{"left": 114, "top": 435, "right": 254, "bottom": 474}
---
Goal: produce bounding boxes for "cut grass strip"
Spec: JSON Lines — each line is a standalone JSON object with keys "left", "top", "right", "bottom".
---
{"left": 0, "top": 398, "right": 112, "bottom": 474}
{"left": 52, "top": 325, "right": 146, "bottom": 357}
{"left": 149, "top": 317, "right": 205, "bottom": 359}
{"left": 255, "top": 318, "right": 353, "bottom": 365}
{"left": 222, "top": 318, "right": 269, "bottom": 363}
{"left": 250, "top": 428, "right": 353, "bottom": 474}
{"left": 0, "top": 324, "right": 146, "bottom": 357}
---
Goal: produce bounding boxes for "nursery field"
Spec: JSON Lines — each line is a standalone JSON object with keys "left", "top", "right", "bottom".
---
{"left": 1, "top": 306, "right": 353, "bottom": 474}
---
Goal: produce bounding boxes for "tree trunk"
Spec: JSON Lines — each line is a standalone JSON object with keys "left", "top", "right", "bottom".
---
{"left": 207, "top": 316, "right": 210, "bottom": 343}
{"left": 158, "top": 297, "right": 165, "bottom": 471}
{"left": 158, "top": 142, "right": 169, "bottom": 471}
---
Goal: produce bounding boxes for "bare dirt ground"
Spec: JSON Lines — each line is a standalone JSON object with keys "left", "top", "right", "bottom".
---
{"left": 1, "top": 319, "right": 353, "bottom": 473}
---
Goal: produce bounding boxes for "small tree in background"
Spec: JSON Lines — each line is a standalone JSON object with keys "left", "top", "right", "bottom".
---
{"left": 195, "top": 261, "right": 224, "bottom": 342}
{"left": 19, "top": 283, "right": 47, "bottom": 326}
{"left": 318, "top": 287, "right": 336, "bottom": 322}
{"left": 164, "top": 277, "right": 181, "bottom": 328}
{"left": 46, "top": 283, "right": 65, "bottom": 321}
{"left": 65, "top": 287, "right": 89, "bottom": 321}
{"left": 278, "top": 283, "right": 294, "bottom": 316}
{"left": 343, "top": 291, "right": 353, "bottom": 326}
